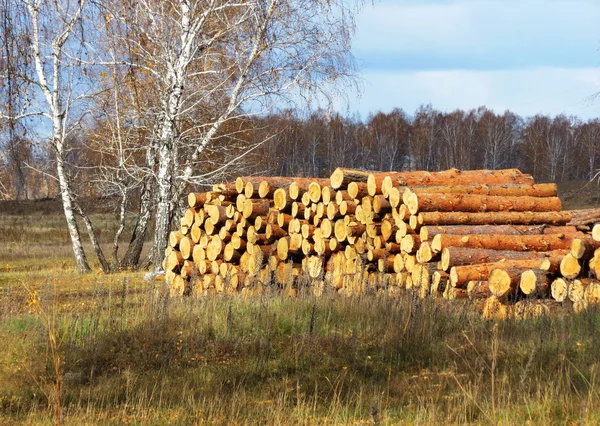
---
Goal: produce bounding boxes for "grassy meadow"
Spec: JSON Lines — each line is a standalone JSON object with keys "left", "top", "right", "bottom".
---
{"left": 1, "top": 192, "right": 600, "bottom": 425}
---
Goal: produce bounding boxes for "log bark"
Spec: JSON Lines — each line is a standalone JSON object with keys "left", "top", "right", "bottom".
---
{"left": 405, "top": 192, "right": 561, "bottom": 215}
{"left": 551, "top": 278, "right": 569, "bottom": 302}
{"left": 393, "top": 168, "right": 534, "bottom": 186}
{"left": 418, "top": 211, "right": 572, "bottom": 226}
{"left": 559, "top": 253, "right": 581, "bottom": 279}
{"left": 450, "top": 260, "right": 546, "bottom": 288}
{"left": 420, "top": 224, "right": 577, "bottom": 241}
{"left": 519, "top": 269, "right": 551, "bottom": 296}
{"left": 440, "top": 247, "right": 568, "bottom": 271}
{"left": 330, "top": 167, "right": 372, "bottom": 189}
{"left": 489, "top": 266, "right": 533, "bottom": 298}
{"left": 432, "top": 233, "right": 573, "bottom": 253}
{"left": 407, "top": 183, "right": 557, "bottom": 197}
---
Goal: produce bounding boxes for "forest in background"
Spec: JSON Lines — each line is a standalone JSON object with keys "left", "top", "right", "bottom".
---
{"left": 2, "top": 104, "right": 598, "bottom": 201}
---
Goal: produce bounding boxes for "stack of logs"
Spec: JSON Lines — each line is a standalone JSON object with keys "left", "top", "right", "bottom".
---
{"left": 164, "top": 167, "right": 600, "bottom": 319}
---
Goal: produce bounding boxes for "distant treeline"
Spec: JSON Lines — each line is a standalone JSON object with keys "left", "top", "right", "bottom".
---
{"left": 250, "top": 105, "right": 599, "bottom": 184}
{"left": 1, "top": 105, "right": 599, "bottom": 200}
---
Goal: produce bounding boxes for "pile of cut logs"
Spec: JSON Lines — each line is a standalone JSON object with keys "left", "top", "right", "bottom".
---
{"left": 164, "top": 168, "right": 600, "bottom": 319}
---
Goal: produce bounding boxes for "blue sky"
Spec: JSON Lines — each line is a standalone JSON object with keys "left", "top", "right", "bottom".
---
{"left": 346, "top": 0, "right": 600, "bottom": 119}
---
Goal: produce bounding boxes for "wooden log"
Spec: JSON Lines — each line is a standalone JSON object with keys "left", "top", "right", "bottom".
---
{"left": 431, "top": 271, "right": 449, "bottom": 294}
{"left": 418, "top": 211, "right": 572, "bottom": 226}
{"left": 347, "top": 182, "right": 369, "bottom": 199}
{"left": 412, "top": 263, "right": 437, "bottom": 288}
{"left": 392, "top": 168, "right": 534, "bottom": 186}
{"left": 169, "top": 231, "right": 185, "bottom": 248}
{"left": 489, "top": 266, "right": 534, "bottom": 298}
{"left": 519, "top": 269, "right": 551, "bottom": 296}
{"left": 407, "top": 183, "right": 557, "bottom": 197}
{"left": 512, "top": 299, "right": 561, "bottom": 320}
{"left": 440, "top": 247, "right": 567, "bottom": 271}
{"left": 405, "top": 192, "right": 562, "bottom": 215}
{"left": 223, "top": 243, "right": 242, "bottom": 262}
{"left": 551, "top": 278, "right": 569, "bottom": 302}
{"left": 167, "top": 250, "right": 184, "bottom": 271}
{"left": 330, "top": 168, "right": 372, "bottom": 189}
{"left": 273, "top": 188, "right": 291, "bottom": 211}
{"left": 420, "top": 224, "right": 578, "bottom": 241}
{"left": 568, "top": 279, "right": 596, "bottom": 303}
{"left": 450, "top": 260, "right": 546, "bottom": 288}
{"left": 192, "top": 245, "right": 206, "bottom": 265}
{"left": 213, "top": 183, "right": 238, "bottom": 200}
{"left": 432, "top": 233, "right": 573, "bottom": 253}
{"left": 205, "top": 204, "right": 228, "bottom": 225}
{"left": 567, "top": 208, "right": 600, "bottom": 226}
{"left": 593, "top": 223, "right": 600, "bottom": 242}
{"left": 584, "top": 282, "right": 600, "bottom": 304}
{"left": 400, "top": 234, "right": 420, "bottom": 254}
{"left": 570, "top": 237, "right": 600, "bottom": 259}
{"left": 467, "top": 280, "right": 490, "bottom": 300}
{"left": 188, "top": 192, "right": 213, "bottom": 208}
{"left": 416, "top": 242, "right": 434, "bottom": 263}
{"left": 483, "top": 296, "right": 511, "bottom": 320}
{"left": 559, "top": 253, "right": 581, "bottom": 279}
{"left": 179, "top": 236, "right": 196, "bottom": 260}
{"left": 242, "top": 199, "right": 271, "bottom": 219}
{"left": 206, "top": 235, "right": 225, "bottom": 261}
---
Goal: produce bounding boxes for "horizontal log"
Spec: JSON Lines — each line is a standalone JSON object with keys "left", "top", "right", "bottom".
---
{"left": 440, "top": 247, "right": 568, "bottom": 271}
{"left": 420, "top": 224, "right": 578, "bottom": 241}
{"left": 418, "top": 211, "right": 572, "bottom": 226}
{"left": 450, "top": 259, "right": 546, "bottom": 288}
{"left": 405, "top": 192, "right": 561, "bottom": 215}
{"left": 432, "top": 233, "right": 573, "bottom": 253}
{"left": 394, "top": 168, "right": 534, "bottom": 186}
{"left": 407, "top": 183, "right": 557, "bottom": 197}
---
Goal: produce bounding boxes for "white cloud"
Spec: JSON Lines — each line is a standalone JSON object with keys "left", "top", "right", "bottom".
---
{"left": 349, "top": 67, "right": 600, "bottom": 119}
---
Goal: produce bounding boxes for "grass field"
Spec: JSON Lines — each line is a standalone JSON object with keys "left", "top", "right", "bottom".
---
{"left": 1, "top": 191, "right": 600, "bottom": 425}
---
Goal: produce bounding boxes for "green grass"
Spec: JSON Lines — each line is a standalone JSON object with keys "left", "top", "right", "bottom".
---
{"left": 2, "top": 205, "right": 600, "bottom": 424}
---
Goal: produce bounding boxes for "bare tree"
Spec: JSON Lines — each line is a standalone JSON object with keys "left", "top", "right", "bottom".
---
{"left": 96, "top": 0, "right": 360, "bottom": 270}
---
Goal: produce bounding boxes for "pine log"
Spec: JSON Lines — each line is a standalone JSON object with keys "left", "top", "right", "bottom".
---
{"left": 206, "top": 236, "right": 225, "bottom": 261}
{"left": 347, "top": 182, "right": 369, "bottom": 199}
{"left": 567, "top": 208, "right": 600, "bottom": 226}
{"left": 440, "top": 246, "right": 567, "bottom": 271}
{"left": 273, "top": 188, "right": 291, "bottom": 211}
{"left": 431, "top": 271, "right": 449, "bottom": 294}
{"left": 242, "top": 199, "right": 271, "bottom": 219}
{"left": 593, "top": 223, "right": 600, "bottom": 242}
{"left": 584, "top": 282, "right": 600, "bottom": 304}
{"left": 393, "top": 168, "right": 534, "bottom": 186}
{"left": 483, "top": 296, "right": 511, "bottom": 320}
{"left": 179, "top": 236, "right": 196, "bottom": 260}
{"left": 489, "top": 266, "right": 534, "bottom": 298}
{"left": 330, "top": 168, "right": 372, "bottom": 189}
{"left": 169, "top": 231, "right": 185, "bottom": 248}
{"left": 467, "top": 280, "right": 490, "bottom": 300}
{"left": 570, "top": 237, "right": 600, "bottom": 259}
{"left": 450, "top": 259, "right": 546, "bottom": 288}
{"left": 432, "top": 233, "right": 573, "bottom": 253}
{"left": 407, "top": 183, "right": 557, "bottom": 197}
{"left": 418, "top": 211, "right": 572, "bottom": 226}
{"left": 519, "top": 269, "right": 551, "bottom": 296}
{"left": 406, "top": 192, "right": 561, "bottom": 215}
{"left": 512, "top": 300, "right": 561, "bottom": 320}
{"left": 167, "top": 250, "right": 184, "bottom": 271}
{"left": 551, "top": 278, "right": 569, "bottom": 302}
{"left": 559, "top": 253, "right": 581, "bottom": 279}
{"left": 420, "top": 224, "right": 577, "bottom": 241}
{"left": 188, "top": 192, "right": 213, "bottom": 208}
{"left": 568, "top": 279, "right": 596, "bottom": 303}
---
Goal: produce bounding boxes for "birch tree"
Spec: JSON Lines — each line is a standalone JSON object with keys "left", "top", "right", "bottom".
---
{"left": 98, "top": 0, "right": 360, "bottom": 270}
